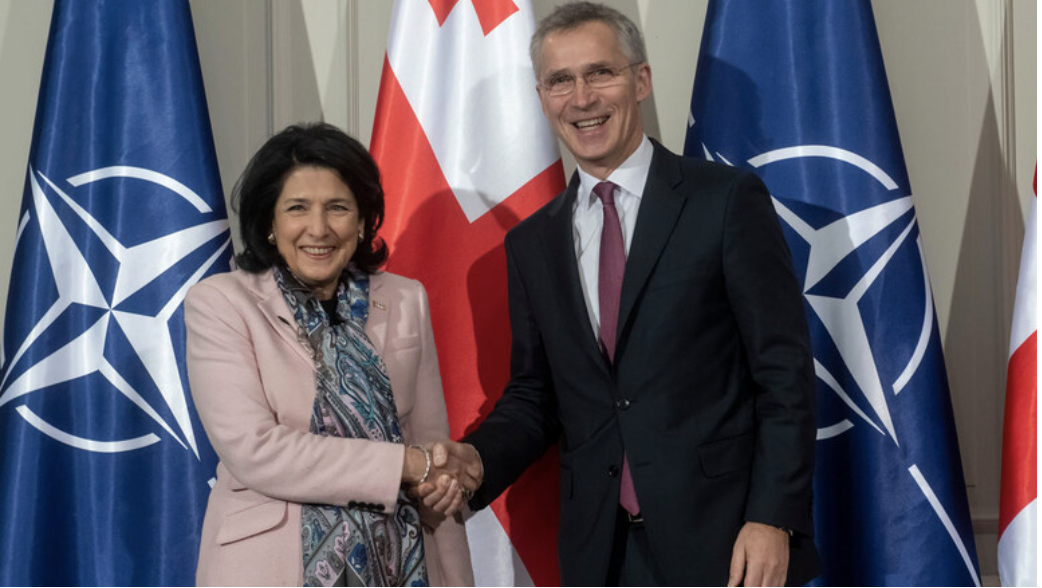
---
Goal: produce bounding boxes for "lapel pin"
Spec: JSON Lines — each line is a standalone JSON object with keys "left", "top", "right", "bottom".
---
{"left": 372, "top": 300, "right": 387, "bottom": 310}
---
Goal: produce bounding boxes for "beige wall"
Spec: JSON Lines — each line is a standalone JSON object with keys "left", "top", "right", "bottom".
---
{"left": 0, "top": 0, "right": 1034, "bottom": 580}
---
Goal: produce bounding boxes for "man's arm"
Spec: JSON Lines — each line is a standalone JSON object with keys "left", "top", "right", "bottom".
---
{"left": 460, "top": 232, "right": 563, "bottom": 510}
{"left": 722, "top": 171, "right": 816, "bottom": 584}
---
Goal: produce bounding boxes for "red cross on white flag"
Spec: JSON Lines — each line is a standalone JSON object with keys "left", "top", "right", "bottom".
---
{"left": 371, "top": 0, "right": 565, "bottom": 585}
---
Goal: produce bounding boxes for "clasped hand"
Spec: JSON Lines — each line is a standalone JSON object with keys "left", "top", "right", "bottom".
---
{"left": 404, "top": 441, "right": 483, "bottom": 517}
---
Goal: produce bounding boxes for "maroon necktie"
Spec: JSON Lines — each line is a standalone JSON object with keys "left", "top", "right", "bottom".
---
{"left": 593, "top": 181, "right": 640, "bottom": 516}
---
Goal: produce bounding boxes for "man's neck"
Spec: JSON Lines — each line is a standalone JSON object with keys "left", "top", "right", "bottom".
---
{"left": 577, "top": 134, "right": 646, "bottom": 180}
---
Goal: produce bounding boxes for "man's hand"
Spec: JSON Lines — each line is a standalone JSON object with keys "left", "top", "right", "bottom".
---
{"left": 727, "top": 521, "right": 789, "bottom": 587}
{"left": 414, "top": 441, "right": 483, "bottom": 517}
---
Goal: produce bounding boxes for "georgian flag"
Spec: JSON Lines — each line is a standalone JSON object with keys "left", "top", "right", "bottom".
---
{"left": 370, "top": 0, "right": 565, "bottom": 585}
{"left": 998, "top": 172, "right": 1036, "bottom": 587}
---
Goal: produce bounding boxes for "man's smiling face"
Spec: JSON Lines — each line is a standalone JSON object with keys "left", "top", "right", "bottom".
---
{"left": 536, "top": 20, "right": 651, "bottom": 179}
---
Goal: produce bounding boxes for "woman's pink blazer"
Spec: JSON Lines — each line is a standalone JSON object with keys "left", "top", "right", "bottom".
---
{"left": 185, "top": 269, "right": 473, "bottom": 586}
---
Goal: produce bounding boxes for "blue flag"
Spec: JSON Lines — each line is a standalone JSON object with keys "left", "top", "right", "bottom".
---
{"left": 686, "top": 1, "right": 980, "bottom": 585}
{"left": 0, "top": 0, "right": 230, "bottom": 584}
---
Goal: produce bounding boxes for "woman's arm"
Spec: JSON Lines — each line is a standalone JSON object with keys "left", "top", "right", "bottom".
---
{"left": 185, "top": 279, "right": 405, "bottom": 512}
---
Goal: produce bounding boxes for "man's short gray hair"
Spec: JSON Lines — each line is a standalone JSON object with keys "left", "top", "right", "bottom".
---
{"left": 530, "top": 1, "right": 647, "bottom": 78}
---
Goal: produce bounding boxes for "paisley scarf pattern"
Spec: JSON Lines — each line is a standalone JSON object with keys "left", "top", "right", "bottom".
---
{"left": 273, "top": 266, "right": 428, "bottom": 587}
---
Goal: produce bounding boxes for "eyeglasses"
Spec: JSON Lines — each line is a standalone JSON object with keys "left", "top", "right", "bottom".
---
{"left": 539, "top": 63, "right": 642, "bottom": 97}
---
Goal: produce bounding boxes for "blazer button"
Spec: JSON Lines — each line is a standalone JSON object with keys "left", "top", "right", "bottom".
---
{"left": 607, "top": 465, "right": 619, "bottom": 477}
{"left": 615, "top": 398, "right": 631, "bottom": 410}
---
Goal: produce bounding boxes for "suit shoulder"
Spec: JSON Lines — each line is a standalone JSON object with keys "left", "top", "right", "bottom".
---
{"left": 187, "top": 269, "right": 255, "bottom": 306}
{"left": 505, "top": 189, "right": 568, "bottom": 245}
{"left": 673, "top": 159, "right": 769, "bottom": 209}
{"left": 679, "top": 156, "right": 759, "bottom": 186}
{"left": 369, "top": 270, "right": 428, "bottom": 301}
{"left": 370, "top": 270, "right": 422, "bottom": 289}
{"left": 650, "top": 141, "right": 764, "bottom": 200}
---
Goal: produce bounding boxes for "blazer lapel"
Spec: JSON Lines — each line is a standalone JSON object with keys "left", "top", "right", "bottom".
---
{"left": 539, "top": 174, "right": 606, "bottom": 367}
{"left": 252, "top": 271, "right": 317, "bottom": 368}
{"left": 617, "top": 142, "right": 686, "bottom": 347}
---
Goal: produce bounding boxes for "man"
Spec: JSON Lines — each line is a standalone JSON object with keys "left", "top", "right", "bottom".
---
{"left": 423, "top": 2, "right": 818, "bottom": 585}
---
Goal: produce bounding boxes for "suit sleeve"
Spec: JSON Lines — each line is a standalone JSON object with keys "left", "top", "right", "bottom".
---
{"left": 184, "top": 281, "right": 404, "bottom": 512}
{"left": 722, "top": 172, "right": 816, "bottom": 537}
{"left": 463, "top": 233, "right": 562, "bottom": 509}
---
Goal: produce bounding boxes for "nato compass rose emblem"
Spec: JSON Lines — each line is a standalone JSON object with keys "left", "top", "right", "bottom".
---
{"left": 0, "top": 164, "right": 230, "bottom": 461}
{"left": 698, "top": 142, "right": 979, "bottom": 581}
{"left": 699, "top": 144, "right": 930, "bottom": 444}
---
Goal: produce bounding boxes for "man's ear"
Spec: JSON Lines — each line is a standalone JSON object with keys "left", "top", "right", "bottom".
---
{"left": 635, "top": 63, "right": 652, "bottom": 103}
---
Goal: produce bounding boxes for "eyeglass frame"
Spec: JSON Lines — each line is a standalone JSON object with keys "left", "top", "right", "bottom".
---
{"left": 537, "top": 62, "right": 644, "bottom": 97}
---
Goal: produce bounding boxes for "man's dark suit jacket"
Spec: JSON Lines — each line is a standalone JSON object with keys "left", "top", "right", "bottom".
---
{"left": 464, "top": 140, "right": 819, "bottom": 586}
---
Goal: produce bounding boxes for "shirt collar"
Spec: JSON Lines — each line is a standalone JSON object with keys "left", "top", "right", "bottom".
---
{"left": 576, "top": 135, "right": 654, "bottom": 211}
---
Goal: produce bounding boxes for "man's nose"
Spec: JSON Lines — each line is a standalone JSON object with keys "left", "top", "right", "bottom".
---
{"left": 570, "top": 77, "right": 597, "bottom": 107}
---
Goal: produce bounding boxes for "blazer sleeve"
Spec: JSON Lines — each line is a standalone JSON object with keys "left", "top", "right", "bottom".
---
{"left": 463, "top": 232, "right": 562, "bottom": 509}
{"left": 184, "top": 280, "right": 404, "bottom": 512}
{"left": 396, "top": 280, "right": 474, "bottom": 587}
{"left": 722, "top": 172, "right": 816, "bottom": 536}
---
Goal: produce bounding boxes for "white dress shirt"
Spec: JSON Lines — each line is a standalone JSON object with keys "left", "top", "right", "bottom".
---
{"left": 573, "top": 135, "right": 654, "bottom": 334}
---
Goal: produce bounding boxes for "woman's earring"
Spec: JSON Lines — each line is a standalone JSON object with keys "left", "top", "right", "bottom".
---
{"left": 358, "top": 228, "right": 365, "bottom": 241}
{"left": 267, "top": 232, "right": 276, "bottom": 244}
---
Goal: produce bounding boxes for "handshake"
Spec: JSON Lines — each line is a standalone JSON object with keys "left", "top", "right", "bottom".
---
{"left": 403, "top": 441, "right": 484, "bottom": 517}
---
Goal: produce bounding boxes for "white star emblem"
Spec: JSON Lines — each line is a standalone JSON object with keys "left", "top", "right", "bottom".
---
{"left": 0, "top": 165, "right": 230, "bottom": 457}
{"left": 703, "top": 144, "right": 934, "bottom": 443}
{"left": 701, "top": 142, "right": 980, "bottom": 586}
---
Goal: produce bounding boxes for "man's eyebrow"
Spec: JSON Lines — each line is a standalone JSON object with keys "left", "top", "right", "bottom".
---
{"left": 543, "top": 67, "right": 572, "bottom": 78}
{"left": 544, "top": 62, "right": 612, "bottom": 78}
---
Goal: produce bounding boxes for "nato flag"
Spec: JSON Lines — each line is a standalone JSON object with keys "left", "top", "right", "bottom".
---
{"left": 686, "top": 1, "right": 981, "bottom": 585}
{"left": 0, "top": 0, "right": 230, "bottom": 584}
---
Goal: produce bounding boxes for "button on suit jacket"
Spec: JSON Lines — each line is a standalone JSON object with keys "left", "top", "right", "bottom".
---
{"left": 465, "top": 140, "right": 819, "bottom": 586}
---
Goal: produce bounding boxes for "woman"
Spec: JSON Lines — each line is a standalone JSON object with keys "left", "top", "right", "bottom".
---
{"left": 185, "top": 123, "right": 473, "bottom": 586}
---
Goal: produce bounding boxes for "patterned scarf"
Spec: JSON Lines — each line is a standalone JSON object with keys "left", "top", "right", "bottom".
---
{"left": 273, "top": 266, "right": 428, "bottom": 587}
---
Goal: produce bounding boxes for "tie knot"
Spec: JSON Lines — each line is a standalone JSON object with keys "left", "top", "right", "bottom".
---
{"left": 593, "top": 181, "right": 617, "bottom": 207}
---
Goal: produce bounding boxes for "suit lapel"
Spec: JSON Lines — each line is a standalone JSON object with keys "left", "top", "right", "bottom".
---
{"left": 539, "top": 174, "right": 606, "bottom": 367}
{"left": 617, "top": 142, "right": 686, "bottom": 348}
{"left": 252, "top": 271, "right": 317, "bottom": 368}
